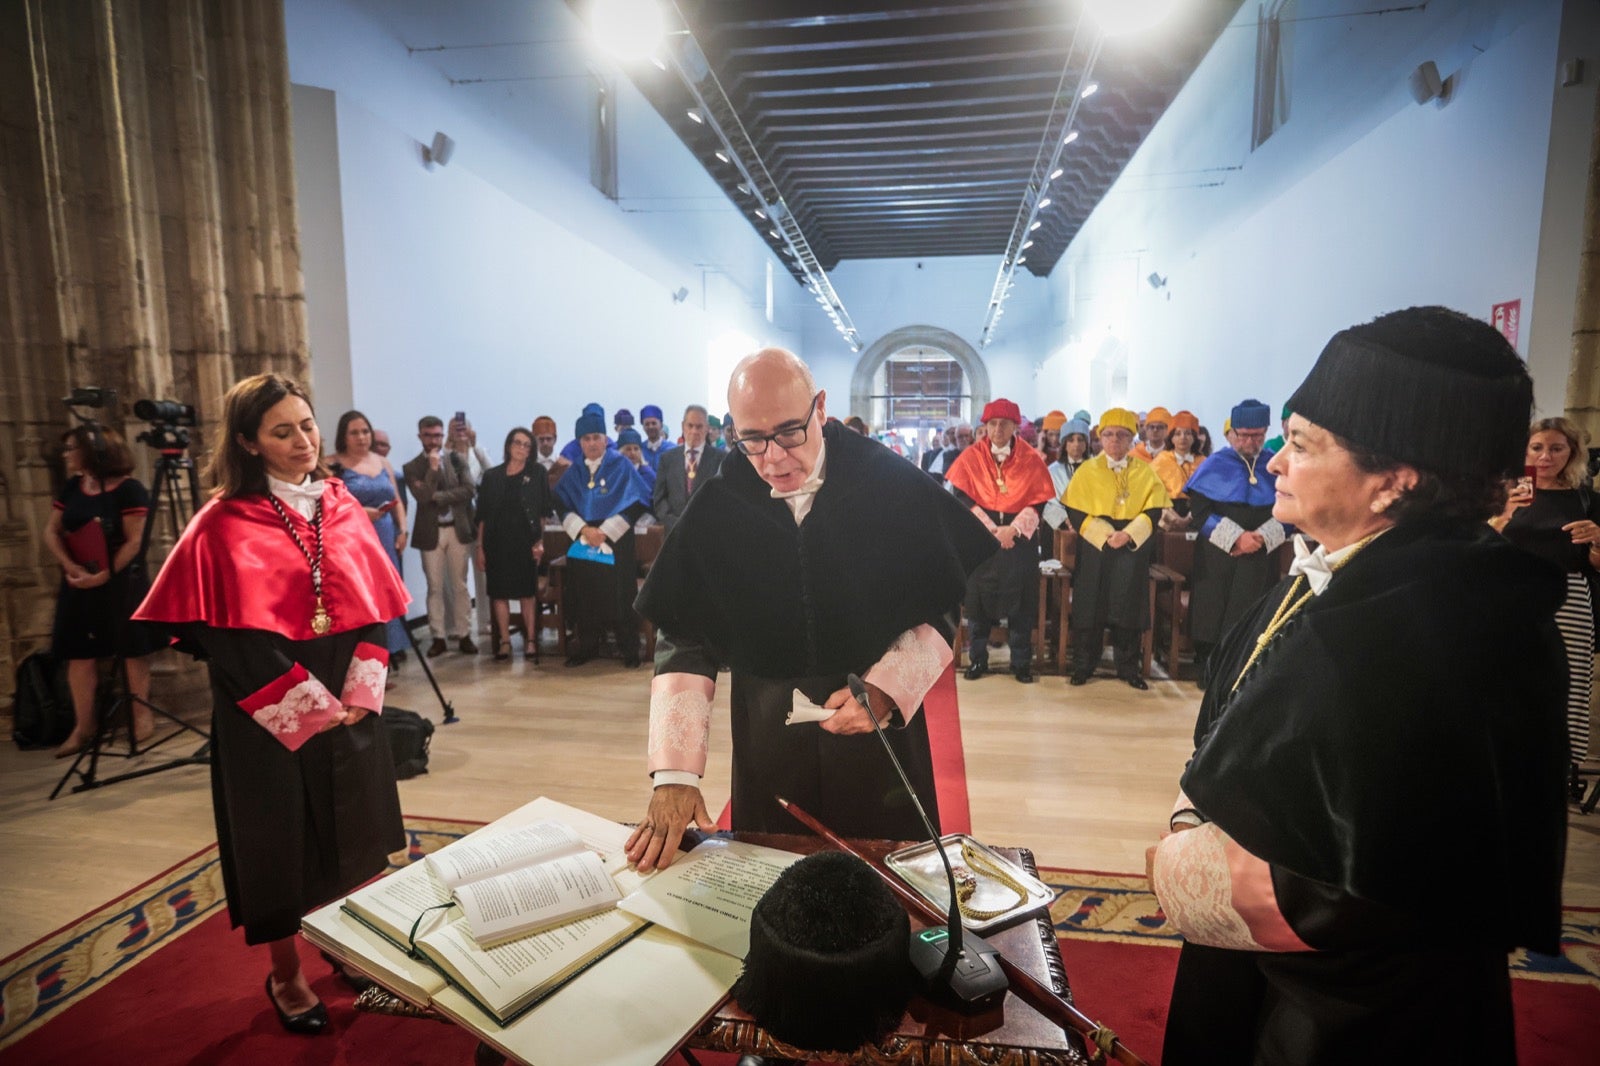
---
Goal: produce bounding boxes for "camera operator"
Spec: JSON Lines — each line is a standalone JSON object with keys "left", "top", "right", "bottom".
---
{"left": 41, "top": 424, "right": 167, "bottom": 756}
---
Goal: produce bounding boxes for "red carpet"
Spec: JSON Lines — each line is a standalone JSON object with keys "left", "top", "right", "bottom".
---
{"left": 6, "top": 832, "right": 1594, "bottom": 1065}
{"left": 716, "top": 663, "right": 972, "bottom": 834}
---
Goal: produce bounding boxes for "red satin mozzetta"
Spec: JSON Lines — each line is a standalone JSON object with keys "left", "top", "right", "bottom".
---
{"left": 134, "top": 478, "right": 410, "bottom": 640}
{"left": 943, "top": 440, "right": 1057, "bottom": 512}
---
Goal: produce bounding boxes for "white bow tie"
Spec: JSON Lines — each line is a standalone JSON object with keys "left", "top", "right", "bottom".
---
{"left": 1288, "top": 535, "right": 1335, "bottom": 595}
{"left": 1105, "top": 457, "right": 1128, "bottom": 472}
{"left": 268, "top": 475, "right": 327, "bottom": 500}
{"left": 991, "top": 445, "right": 1011, "bottom": 463}
{"left": 771, "top": 477, "right": 824, "bottom": 500}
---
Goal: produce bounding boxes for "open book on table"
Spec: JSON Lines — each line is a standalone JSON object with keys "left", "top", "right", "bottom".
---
{"left": 303, "top": 797, "right": 803, "bottom": 1065}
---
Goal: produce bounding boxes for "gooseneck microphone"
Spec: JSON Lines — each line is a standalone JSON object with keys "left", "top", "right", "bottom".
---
{"left": 847, "top": 674, "right": 1008, "bottom": 1010}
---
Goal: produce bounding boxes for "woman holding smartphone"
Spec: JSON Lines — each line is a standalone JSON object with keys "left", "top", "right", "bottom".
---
{"left": 1493, "top": 416, "right": 1599, "bottom": 779}
{"left": 331, "top": 410, "right": 410, "bottom": 662}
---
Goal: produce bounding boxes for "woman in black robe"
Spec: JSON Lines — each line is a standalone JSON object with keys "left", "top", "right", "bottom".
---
{"left": 1151, "top": 308, "right": 1569, "bottom": 1065}
{"left": 136, "top": 373, "right": 410, "bottom": 1036}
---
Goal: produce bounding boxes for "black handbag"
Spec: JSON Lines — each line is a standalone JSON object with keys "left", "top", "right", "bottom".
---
{"left": 380, "top": 706, "right": 434, "bottom": 779}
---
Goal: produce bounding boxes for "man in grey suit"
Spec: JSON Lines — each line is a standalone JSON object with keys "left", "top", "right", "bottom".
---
{"left": 653, "top": 404, "right": 724, "bottom": 532}
{"left": 404, "top": 415, "right": 478, "bottom": 656}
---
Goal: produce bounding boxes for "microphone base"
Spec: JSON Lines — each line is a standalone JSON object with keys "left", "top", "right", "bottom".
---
{"left": 909, "top": 927, "right": 1009, "bottom": 1011}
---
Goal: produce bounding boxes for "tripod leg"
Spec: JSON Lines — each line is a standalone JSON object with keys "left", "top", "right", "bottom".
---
{"left": 405, "top": 619, "right": 460, "bottom": 724}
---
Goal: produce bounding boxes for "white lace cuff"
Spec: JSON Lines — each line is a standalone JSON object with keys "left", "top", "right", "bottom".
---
{"left": 1259, "top": 519, "right": 1287, "bottom": 552}
{"left": 1209, "top": 516, "right": 1244, "bottom": 552}
{"left": 647, "top": 672, "right": 715, "bottom": 776}
{"left": 862, "top": 625, "right": 951, "bottom": 726}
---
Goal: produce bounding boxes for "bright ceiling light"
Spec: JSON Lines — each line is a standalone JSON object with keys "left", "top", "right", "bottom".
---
{"left": 714, "top": 150, "right": 729, "bottom": 163}
{"left": 1062, "top": 129, "right": 1079, "bottom": 145}
{"left": 590, "top": 0, "right": 666, "bottom": 63}
{"left": 1050, "top": 167, "right": 1064, "bottom": 180}
{"left": 1037, "top": 197, "right": 1052, "bottom": 208}
{"left": 1017, "top": 256, "right": 1027, "bottom": 264}
{"left": 753, "top": 208, "right": 767, "bottom": 220}
{"left": 1081, "top": 82, "right": 1099, "bottom": 98}
{"left": 686, "top": 108, "right": 704, "bottom": 123}
{"left": 1030, "top": 220, "right": 1043, "bottom": 231}
{"left": 1022, "top": 240, "right": 1034, "bottom": 249}
{"left": 1086, "top": 0, "right": 1183, "bottom": 36}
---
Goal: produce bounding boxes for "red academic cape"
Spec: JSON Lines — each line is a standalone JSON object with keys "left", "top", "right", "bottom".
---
{"left": 943, "top": 439, "right": 1056, "bottom": 513}
{"left": 135, "top": 478, "right": 410, "bottom": 639}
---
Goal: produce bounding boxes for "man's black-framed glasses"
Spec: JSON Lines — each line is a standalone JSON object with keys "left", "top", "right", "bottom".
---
{"left": 731, "top": 392, "right": 820, "bottom": 456}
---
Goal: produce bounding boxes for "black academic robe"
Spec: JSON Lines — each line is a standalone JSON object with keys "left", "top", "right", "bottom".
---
{"left": 1064, "top": 513, "right": 1162, "bottom": 630}
{"left": 192, "top": 623, "right": 404, "bottom": 945}
{"left": 636, "top": 422, "right": 995, "bottom": 839}
{"left": 1164, "top": 521, "right": 1570, "bottom": 1064}
{"left": 1185, "top": 448, "right": 1286, "bottom": 645}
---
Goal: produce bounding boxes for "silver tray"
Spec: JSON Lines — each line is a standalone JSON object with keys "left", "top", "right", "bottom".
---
{"left": 884, "top": 834, "right": 1053, "bottom": 933}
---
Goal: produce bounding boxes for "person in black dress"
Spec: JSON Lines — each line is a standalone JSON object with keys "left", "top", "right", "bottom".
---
{"left": 41, "top": 425, "right": 167, "bottom": 756}
{"left": 475, "top": 426, "right": 556, "bottom": 660}
{"left": 135, "top": 373, "right": 410, "bottom": 1035}
{"left": 1493, "top": 416, "right": 1599, "bottom": 776}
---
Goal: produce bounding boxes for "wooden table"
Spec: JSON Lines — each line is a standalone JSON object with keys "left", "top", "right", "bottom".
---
{"left": 354, "top": 831, "right": 1088, "bottom": 1066}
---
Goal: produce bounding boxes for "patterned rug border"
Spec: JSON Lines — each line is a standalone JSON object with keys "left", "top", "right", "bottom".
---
{"left": 0, "top": 815, "right": 484, "bottom": 1050}
{"left": 4, "top": 826, "right": 1594, "bottom": 1051}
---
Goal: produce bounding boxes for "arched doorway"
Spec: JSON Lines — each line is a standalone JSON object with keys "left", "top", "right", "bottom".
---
{"left": 850, "top": 326, "right": 990, "bottom": 456}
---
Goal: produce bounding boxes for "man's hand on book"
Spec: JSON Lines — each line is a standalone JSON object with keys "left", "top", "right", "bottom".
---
{"left": 626, "top": 784, "right": 714, "bottom": 873}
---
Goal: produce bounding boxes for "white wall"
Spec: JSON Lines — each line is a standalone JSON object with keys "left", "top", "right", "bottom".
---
{"left": 285, "top": 0, "right": 804, "bottom": 451}
{"left": 1037, "top": 0, "right": 1578, "bottom": 431}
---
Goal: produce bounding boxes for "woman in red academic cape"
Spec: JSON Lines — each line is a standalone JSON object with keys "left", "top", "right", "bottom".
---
{"left": 135, "top": 373, "right": 410, "bottom": 1036}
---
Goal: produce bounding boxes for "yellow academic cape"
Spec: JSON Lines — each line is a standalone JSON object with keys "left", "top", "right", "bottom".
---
{"left": 1150, "top": 450, "right": 1199, "bottom": 500}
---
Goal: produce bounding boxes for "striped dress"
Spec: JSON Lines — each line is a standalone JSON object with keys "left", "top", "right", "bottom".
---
{"left": 1502, "top": 487, "right": 1598, "bottom": 761}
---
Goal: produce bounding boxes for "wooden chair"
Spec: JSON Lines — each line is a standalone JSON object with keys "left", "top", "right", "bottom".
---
{"left": 635, "top": 524, "right": 666, "bottom": 660}
{"left": 1035, "top": 526, "right": 1076, "bottom": 674}
{"left": 536, "top": 527, "right": 572, "bottom": 657}
{"left": 1149, "top": 531, "right": 1197, "bottom": 677}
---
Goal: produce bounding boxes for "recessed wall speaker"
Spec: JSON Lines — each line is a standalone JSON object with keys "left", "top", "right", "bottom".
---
{"left": 1408, "top": 61, "right": 1443, "bottom": 104}
{"left": 424, "top": 131, "right": 456, "bottom": 167}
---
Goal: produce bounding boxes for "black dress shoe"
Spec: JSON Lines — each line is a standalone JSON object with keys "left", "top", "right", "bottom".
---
{"left": 1120, "top": 674, "right": 1149, "bottom": 691}
{"left": 1068, "top": 673, "right": 1090, "bottom": 686}
{"left": 266, "top": 974, "right": 329, "bottom": 1035}
{"left": 964, "top": 662, "right": 987, "bottom": 681}
{"left": 564, "top": 654, "right": 591, "bottom": 667}
{"left": 426, "top": 638, "right": 448, "bottom": 658}
{"left": 1013, "top": 667, "right": 1035, "bottom": 684}
{"left": 459, "top": 636, "right": 479, "bottom": 655}
{"left": 622, "top": 657, "right": 641, "bottom": 669}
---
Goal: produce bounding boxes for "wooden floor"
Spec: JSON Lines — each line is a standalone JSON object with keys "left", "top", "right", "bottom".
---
{"left": 3, "top": 645, "right": 1598, "bottom": 960}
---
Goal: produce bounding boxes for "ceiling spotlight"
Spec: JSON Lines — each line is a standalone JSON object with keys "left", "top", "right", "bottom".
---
{"left": 1050, "top": 167, "right": 1064, "bottom": 180}
{"left": 591, "top": 0, "right": 667, "bottom": 63}
{"left": 1086, "top": 0, "right": 1182, "bottom": 36}
{"left": 753, "top": 208, "right": 767, "bottom": 220}
{"left": 1022, "top": 240, "right": 1034, "bottom": 249}
{"left": 736, "top": 182, "right": 751, "bottom": 195}
{"left": 1081, "top": 82, "right": 1099, "bottom": 98}
{"left": 714, "top": 150, "right": 729, "bottom": 163}
{"left": 1037, "top": 197, "right": 1052, "bottom": 209}
{"left": 1029, "top": 220, "right": 1042, "bottom": 231}
{"left": 1017, "top": 256, "right": 1027, "bottom": 264}
{"left": 769, "top": 229, "right": 780, "bottom": 238}
{"left": 1063, "top": 130, "right": 1079, "bottom": 145}
{"left": 1147, "top": 272, "right": 1168, "bottom": 289}
{"left": 686, "top": 108, "right": 704, "bottom": 123}
{"left": 650, "top": 55, "right": 667, "bottom": 71}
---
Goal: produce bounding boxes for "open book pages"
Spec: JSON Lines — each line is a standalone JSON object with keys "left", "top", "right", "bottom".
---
{"left": 618, "top": 836, "right": 805, "bottom": 959}
{"left": 424, "top": 820, "right": 587, "bottom": 891}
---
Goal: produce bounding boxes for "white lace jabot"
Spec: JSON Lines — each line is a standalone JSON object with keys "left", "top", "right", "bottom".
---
{"left": 268, "top": 474, "right": 327, "bottom": 520}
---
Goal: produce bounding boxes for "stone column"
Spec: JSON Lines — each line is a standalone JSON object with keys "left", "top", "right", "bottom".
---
{"left": 0, "top": 0, "right": 309, "bottom": 718}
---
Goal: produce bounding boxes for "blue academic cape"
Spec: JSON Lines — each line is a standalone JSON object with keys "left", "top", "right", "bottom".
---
{"left": 555, "top": 449, "right": 652, "bottom": 522}
{"left": 1183, "top": 447, "right": 1283, "bottom": 540}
